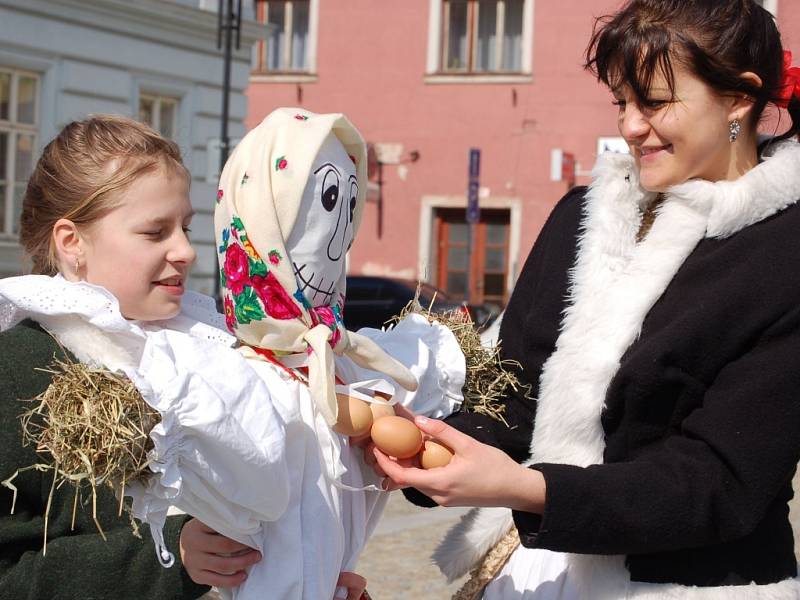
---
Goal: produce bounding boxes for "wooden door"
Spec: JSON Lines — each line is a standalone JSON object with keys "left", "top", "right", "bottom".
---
{"left": 435, "top": 208, "right": 510, "bottom": 305}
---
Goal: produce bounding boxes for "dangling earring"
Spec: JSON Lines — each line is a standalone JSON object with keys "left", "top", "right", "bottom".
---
{"left": 729, "top": 118, "right": 741, "bottom": 143}
{"left": 74, "top": 256, "right": 80, "bottom": 272}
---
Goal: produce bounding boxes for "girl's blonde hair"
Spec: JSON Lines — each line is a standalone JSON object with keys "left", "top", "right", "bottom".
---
{"left": 19, "top": 115, "right": 189, "bottom": 275}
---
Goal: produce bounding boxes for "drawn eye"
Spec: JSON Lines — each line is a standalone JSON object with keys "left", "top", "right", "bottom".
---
{"left": 321, "top": 169, "right": 339, "bottom": 212}
{"left": 349, "top": 181, "right": 358, "bottom": 222}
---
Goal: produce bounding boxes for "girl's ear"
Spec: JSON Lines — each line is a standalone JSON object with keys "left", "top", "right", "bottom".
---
{"left": 730, "top": 71, "right": 764, "bottom": 123}
{"left": 52, "top": 218, "right": 84, "bottom": 280}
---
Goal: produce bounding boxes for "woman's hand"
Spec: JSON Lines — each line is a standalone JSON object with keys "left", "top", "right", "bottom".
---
{"left": 179, "top": 518, "right": 262, "bottom": 587}
{"left": 374, "top": 415, "right": 547, "bottom": 513}
{"left": 334, "top": 571, "right": 368, "bottom": 600}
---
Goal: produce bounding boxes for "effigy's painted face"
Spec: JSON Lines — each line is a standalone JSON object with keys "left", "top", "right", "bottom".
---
{"left": 286, "top": 133, "right": 357, "bottom": 307}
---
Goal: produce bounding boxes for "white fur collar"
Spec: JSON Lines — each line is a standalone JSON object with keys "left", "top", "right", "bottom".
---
{"left": 433, "top": 141, "right": 800, "bottom": 598}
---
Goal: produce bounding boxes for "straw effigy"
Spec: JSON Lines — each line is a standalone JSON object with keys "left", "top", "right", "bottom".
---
{"left": 2, "top": 357, "right": 159, "bottom": 552}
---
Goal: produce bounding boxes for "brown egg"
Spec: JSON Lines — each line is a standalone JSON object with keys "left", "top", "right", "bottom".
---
{"left": 332, "top": 393, "right": 374, "bottom": 437}
{"left": 369, "top": 397, "right": 396, "bottom": 421}
{"left": 370, "top": 416, "right": 423, "bottom": 459}
{"left": 420, "top": 439, "right": 454, "bottom": 469}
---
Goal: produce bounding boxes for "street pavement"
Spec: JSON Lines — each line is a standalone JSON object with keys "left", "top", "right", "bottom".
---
{"left": 357, "top": 492, "right": 470, "bottom": 599}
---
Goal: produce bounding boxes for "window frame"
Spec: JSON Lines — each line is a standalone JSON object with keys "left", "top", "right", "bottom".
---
{"left": 251, "top": 0, "right": 318, "bottom": 80}
{"left": 0, "top": 67, "right": 39, "bottom": 239}
{"left": 138, "top": 92, "right": 179, "bottom": 141}
{"left": 427, "top": 0, "right": 533, "bottom": 83}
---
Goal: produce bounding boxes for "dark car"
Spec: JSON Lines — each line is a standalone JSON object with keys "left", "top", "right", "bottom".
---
{"left": 343, "top": 276, "right": 464, "bottom": 331}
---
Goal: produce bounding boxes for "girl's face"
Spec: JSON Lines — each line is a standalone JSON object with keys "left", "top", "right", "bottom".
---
{"left": 614, "top": 62, "right": 739, "bottom": 191}
{"left": 80, "top": 167, "right": 196, "bottom": 321}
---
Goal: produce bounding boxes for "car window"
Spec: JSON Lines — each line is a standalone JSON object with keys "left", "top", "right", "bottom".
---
{"left": 346, "top": 279, "right": 379, "bottom": 301}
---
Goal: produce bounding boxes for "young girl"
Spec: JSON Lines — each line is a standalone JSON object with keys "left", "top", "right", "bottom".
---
{"left": 0, "top": 115, "right": 255, "bottom": 599}
{"left": 379, "top": 1, "right": 800, "bottom": 599}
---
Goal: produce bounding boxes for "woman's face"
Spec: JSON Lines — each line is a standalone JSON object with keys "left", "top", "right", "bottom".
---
{"left": 614, "top": 62, "right": 738, "bottom": 191}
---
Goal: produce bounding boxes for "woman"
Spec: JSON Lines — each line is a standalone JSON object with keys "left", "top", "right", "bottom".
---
{"left": 375, "top": 1, "right": 800, "bottom": 598}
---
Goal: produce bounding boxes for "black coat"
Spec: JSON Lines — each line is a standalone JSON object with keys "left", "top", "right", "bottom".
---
{"left": 417, "top": 142, "right": 800, "bottom": 595}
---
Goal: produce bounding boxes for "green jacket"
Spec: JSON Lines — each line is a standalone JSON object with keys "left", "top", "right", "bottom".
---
{"left": 0, "top": 320, "right": 210, "bottom": 600}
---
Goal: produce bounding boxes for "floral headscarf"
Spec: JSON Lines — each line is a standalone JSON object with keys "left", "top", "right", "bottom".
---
{"left": 215, "top": 108, "right": 417, "bottom": 425}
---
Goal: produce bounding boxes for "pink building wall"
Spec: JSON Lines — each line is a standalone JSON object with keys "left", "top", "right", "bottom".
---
{"left": 247, "top": 0, "right": 800, "bottom": 302}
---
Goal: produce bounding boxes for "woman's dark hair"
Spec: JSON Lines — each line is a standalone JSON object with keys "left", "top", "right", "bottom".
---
{"left": 585, "top": 0, "right": 799, "bottom": 144}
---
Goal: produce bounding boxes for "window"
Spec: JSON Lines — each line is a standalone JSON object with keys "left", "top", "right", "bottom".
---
{"left": 0, "top": 68, "right": 38, "bottom": 237}
{"left": 139, "top": 93, "right": 179, "bottom": 140}
{"left": 252, "top": 0, "right": 312, "bottom": 73}
{"left": 442, "top": 0, "right": 524, "bottom": 73}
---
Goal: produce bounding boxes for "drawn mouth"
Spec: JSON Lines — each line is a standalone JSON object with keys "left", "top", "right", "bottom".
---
{"left": 293, "top": 262, "right": 336, "bottom": 304}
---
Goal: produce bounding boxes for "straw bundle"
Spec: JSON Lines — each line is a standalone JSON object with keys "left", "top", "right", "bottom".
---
{"left": 2, "top": 357, "right": 159, "bottom": 550}
{"left": 392, "top": 298, "right": 530, "bottom": 425}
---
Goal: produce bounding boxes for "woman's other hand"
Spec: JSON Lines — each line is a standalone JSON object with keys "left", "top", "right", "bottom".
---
{"left": 375, "top": 415, "right": 547, "bottom": 513}
{"left": 179, "top": 518, "right": 262, "bottom": 587}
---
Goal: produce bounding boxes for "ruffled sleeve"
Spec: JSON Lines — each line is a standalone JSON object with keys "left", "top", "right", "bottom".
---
{"left": 125, "top": 329, "right": 290, "bottom": 557}
{"left": 336, "top": 313, "right": 465, "bottom": 418}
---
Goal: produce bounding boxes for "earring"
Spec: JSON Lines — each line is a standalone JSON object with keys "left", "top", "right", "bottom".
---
{"left": 729, "top": 118, "right": 741, "bottom": 143}
{"left": 74, "top": 256, "right": 80, "bottom": 272}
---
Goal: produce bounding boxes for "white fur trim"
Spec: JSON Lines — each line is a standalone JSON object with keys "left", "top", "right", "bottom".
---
{"left": 433, "top": 506, "right": 514, "bottom": 581}
{"left": 434, "top": 142, "right": 800, "bottom": 593}
{"left": 528, "top": 152, "right": 710, "bottom": 467}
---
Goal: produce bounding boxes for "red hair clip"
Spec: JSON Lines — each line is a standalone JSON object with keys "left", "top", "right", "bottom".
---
{"left": 776, "top": 50, "right": 800, "bottom": 109}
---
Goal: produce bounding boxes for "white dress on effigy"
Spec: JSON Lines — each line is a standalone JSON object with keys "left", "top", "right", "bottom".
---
{"left": 0, "top": 275, "right": 466, "bottom": 600}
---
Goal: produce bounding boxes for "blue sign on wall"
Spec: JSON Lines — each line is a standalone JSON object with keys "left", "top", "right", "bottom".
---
{"left": 467, "top": 147, "right": 481, "bottom": 224}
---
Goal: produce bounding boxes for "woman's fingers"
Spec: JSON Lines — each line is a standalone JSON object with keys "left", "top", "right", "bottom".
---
{"left": 413, "top": 415, "right": 473, "bottom": 454}
{"left": 373, "top": 447, "right": 432, "bottom": 489}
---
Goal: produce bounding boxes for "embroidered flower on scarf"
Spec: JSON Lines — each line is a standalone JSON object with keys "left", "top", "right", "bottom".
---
{"left": 233, "top": 285, "right": 266, "bottom": 324}
{"left": 251, "top": 272, "right": 302, "bottom": 320}
{"left": 275, "top": 156, "right": 288, "bottom": 171}
{"left": 223, "top": 295, "right": 236, "bottom": 332}
{"left": 241, "top": 172, "right": 249, "bottom": 186}
{"left": 268, "top": 249, "right": 282, "bottom": 265}
{"left": 313, "top": 306, "right": 342, "bottom": 347}
{"left": 216, "top": 189, "right": 224, "bottom": 203}
{"left": 218, "top": 228, "right": 231, "bottom": 254}
{"left": 293, "top": 288, "right": 312, "bottom": 309}
{"left": 294, "top": 114, "right": 309, "bottom": 121}
{"left": 242, "top": 238, "right": 260, "bottom": 261}
{"left": 224, "top": 243, "right": 250, "bottom": 295}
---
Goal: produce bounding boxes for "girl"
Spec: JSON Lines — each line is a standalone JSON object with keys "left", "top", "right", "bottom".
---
{"left": 0, "top": 115, "right": 257, "bottom": 599}
{"left": 377, "top": 1, "right": 800, "bottom": 598}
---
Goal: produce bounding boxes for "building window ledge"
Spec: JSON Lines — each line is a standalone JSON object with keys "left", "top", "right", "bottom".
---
{"left": 250, "top": 72, "right": 318, "bottom": 84}
{"left": 424, "top": 73, "right": 532, "bottom": 85}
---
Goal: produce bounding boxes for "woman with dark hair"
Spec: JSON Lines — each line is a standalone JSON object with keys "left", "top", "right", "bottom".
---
{"left": 372, "top": 1, "right": 800, "bottom": 598}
